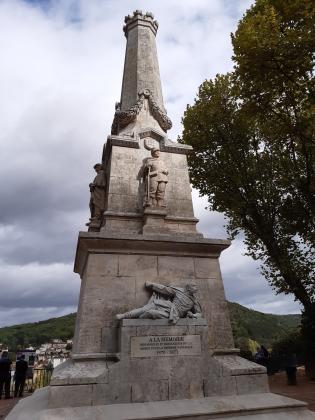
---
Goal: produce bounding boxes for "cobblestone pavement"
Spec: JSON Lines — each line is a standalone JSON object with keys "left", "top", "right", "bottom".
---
{"left": 269, "top": 368, "right": 315, "bottom": 412}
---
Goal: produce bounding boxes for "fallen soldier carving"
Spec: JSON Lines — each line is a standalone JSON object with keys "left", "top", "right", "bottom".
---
{"left": 116, "top": 281, "right": 202, "bottom": 324}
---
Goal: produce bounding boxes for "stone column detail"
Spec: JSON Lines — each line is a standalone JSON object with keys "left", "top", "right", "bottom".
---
{"left": 111, "top": 10, "right": 172, "bottom": 135}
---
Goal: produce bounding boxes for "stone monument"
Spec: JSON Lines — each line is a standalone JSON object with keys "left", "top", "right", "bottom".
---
{"left": 8, "top": 10, "right": 315, "bottom": 420}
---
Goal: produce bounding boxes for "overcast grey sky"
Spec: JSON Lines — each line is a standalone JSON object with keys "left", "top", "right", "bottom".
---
{"left": 0, "top": 0, "right": 301, "bottom": 327}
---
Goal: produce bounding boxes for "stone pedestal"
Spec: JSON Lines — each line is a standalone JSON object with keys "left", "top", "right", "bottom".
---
{"left": 47, "top": 316, "right": 268, "bottom": 409}
{"left": 72, "top": 232, "right": 234, "bottom": 356}
{"left": 44, "top": 231, "right": 270, "bottom": 411}
{"left": 142, "top": 208, "right": 201, "bottom": 236}
{"left": 143, "top": 208, "right": 168, "bottom": 235}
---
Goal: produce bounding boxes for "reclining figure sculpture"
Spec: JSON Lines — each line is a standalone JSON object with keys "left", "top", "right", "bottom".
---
{"left": 116, "top": 281, "right": 202, "bottom": 324}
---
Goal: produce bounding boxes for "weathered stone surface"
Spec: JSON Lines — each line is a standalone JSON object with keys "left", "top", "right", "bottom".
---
{"left": 235, "top": 373, "right": 269, "bottom": 395}
{"left": 73, "top": 272, "right": 137, "bottom": 354}
{"left": 50, "top": 359, "right": 108, "bottom": 386}
{"left": 215, "top": 354, "right": 266, "bottom": 376}
{"left": 101, "top": 326, "right": 119, "bottom": 353}
{"left": 88, "top": 253, "right": 119, "bottom": 277}
{"left": 48, "top": 384, "right": 93, "bottom": 408}
{"left": 8, "top": 388, "right": 315, "bottom": 419}
{"left": 118, "top": 254, "right": 157, "bottom": 277}
{"left": 194, "top": 257, "right": 221, "bottom": 279}
{"left": 131, "top": 380, "right": 169, "bottom": 403}
{"left": 204, "top": 374, "right": 237, "bottom": 397}
{"left": 158, "top": 256, "right": 195, "bottom": 279}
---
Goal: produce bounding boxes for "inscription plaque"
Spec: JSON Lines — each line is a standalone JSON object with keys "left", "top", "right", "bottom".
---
{"left": 131, "top": 335, "right": 201, "bottom": 358}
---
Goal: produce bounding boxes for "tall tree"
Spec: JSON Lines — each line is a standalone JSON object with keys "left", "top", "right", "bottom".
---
{"left": 181, "top": 0, "right": 315, "bottom": 355}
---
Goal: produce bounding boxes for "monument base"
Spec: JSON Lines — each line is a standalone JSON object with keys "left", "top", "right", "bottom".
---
{"left": 47, "top": 319, "right": 269, "bottom": 408}
{"left": 7, "top": 388, "right": 315, "bottom": 420}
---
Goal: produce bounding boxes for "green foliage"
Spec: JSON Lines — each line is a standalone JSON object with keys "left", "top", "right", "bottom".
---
{"left": 232, "top": 0, "right": 315, "bottom": 244}
{"left": 228, "top": 302, "right": 300, "bottom": 348}
{"left": 0, "top": 313, "right": 76, "bottom": 350}
{"left": 180, "top": 0, "right": 315, "bottom": 344}
{"left": 271, "top": 329, "right": 305, "bottom": 355}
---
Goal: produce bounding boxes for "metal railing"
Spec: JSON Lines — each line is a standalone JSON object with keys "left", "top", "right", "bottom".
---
{"left": 9, "top": 368, "right": 54, "bottom": 396}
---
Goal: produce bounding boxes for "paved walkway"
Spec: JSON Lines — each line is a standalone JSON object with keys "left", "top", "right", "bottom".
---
{"left": 269, "top": 368, "right": 315, "bottom": 412}
{"left": 0, "top": 397, "right": 21, "bottom": 419}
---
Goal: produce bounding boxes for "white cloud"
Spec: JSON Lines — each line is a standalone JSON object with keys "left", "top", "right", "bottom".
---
{"left": 0, "top": 260, "right": 79, "bottom": 308}
{"left": 220, "top": 240, "right": 301, "bottom": 314}
{"left": 0, "top": 0, "right": 300, "bottom": 328}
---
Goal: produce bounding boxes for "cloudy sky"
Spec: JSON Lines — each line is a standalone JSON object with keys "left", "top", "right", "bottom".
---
{"left": 0, "top": 0, "right": 301, "bottom": 328}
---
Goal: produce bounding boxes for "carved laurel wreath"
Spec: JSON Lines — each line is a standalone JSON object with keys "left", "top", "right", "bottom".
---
{"left": 111, "top": 89, "right": 172, "bottom": 135}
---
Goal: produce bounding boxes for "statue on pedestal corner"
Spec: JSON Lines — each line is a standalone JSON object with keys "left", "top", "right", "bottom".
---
{"left": 86, "top": 163, "right": 106, "bottom": 227}
{"left": 143, "top": 148, "right": 168, "bottom": 208}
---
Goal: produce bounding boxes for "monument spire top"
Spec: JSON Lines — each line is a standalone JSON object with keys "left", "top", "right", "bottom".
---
{"left": 111, "top": 10, "right": 172, "bottom": 136}
{"left": 123, "top": 10, "right": 159, "bottom": 37}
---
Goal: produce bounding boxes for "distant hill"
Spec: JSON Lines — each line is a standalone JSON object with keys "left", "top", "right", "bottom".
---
{"left": 0, "top": 313, "right": 76, "bottom": 350}
{"left": 228, "top": 302, "right": 301, "bottom": 347}
{"left": 0, "top": 303, "right": 301, "bottom": 350}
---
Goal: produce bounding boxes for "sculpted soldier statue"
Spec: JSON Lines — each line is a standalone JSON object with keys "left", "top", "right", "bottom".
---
{"left": 116, "top": 282, "right": 202, "bottom": 324}
{"left": 87, "top": 163, "right": 106, "bottom": 225}
{"left": 144, "top": 148, "right": 168, "bottom": 208}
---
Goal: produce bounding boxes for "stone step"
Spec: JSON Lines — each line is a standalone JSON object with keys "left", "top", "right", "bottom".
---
{"left": 7, "top": 389, "right": 315, "bottom": 420}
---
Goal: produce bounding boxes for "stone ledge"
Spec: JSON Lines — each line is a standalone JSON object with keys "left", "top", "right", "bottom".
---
{"left": 74, "top": 232, "right": 231, "bottom": 275}
{"left": 50, "top": 359, "right": 109, "bottom": 387}
{"left": 214, "top": 354, "right": 267, "bottom": 376}
{"left": 104, "top": 211, "right": 142, "bottom": 219}
{"left": 103, "top": 132, "right": 192, "bottom": 161}
{"left": 72, "top": 352, "right": 119, "bottom": 361}
{"left": 78, "top": 231, "right": 230, "bottom": 246}
{"left": 143, "top": 208, "right": 168, "bottom": 216}
{"left": 120, "top": 318, "right": 208, "bottom": 327}
{"left": 212, "top": 348, "right": 240, "bottom": 355}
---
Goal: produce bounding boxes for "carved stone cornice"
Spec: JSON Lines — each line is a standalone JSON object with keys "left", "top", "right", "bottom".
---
{"left": 74, "top": 231, "right": 231, "bottom": 276}
{"left": 111, "top": 89, "right": 172, "bottom": 135}
{"left": 123, "top": 10, "right": 159, "bottom": 37}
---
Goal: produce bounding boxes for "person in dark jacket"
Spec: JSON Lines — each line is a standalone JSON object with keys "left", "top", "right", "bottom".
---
{"left": 284, "top": 353, "right": 298, "bottom": 385}
{"left": 14, "top": 355, "right": 28, "bottom": 398}
{"left": 0, "top": 351, "right": 12, "bottom": 399}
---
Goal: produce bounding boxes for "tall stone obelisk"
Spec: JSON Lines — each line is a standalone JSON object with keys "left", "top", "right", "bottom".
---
{"left": 8, "top": 10, "right": 315, "bottom": 420}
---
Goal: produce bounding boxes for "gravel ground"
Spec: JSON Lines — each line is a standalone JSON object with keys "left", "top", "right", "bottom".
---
{"left": 269, "top": 368, "right": 315, "bottom": 412}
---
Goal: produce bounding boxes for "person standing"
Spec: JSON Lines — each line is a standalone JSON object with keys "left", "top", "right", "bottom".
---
{"left": 0, "top": 351, "right": 12, "bottom": 399}
{"left": 14, "top": 354, "right": 28, "bottom": 398}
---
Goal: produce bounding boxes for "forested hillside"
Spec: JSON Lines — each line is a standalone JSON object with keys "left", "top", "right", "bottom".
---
{"left": 0, "top": 303, "right": 300, "bottom": 350}
{"left": 0, "top": 313, "right": 76, "bottom": 349}
{"left": 228, "top": 302, "right": 300, "bottom": 348}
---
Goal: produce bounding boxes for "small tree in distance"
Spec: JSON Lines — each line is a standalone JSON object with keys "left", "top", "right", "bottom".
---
{"left": 181, "top": 0, "right": 315, "bottom": 364}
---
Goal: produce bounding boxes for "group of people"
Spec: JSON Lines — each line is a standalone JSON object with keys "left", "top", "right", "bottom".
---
{"left": 0, "top": 351, "right": 28, "bottom": 399}
{"left": 254, "top": 345, "right": 270, "bottom": 364}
